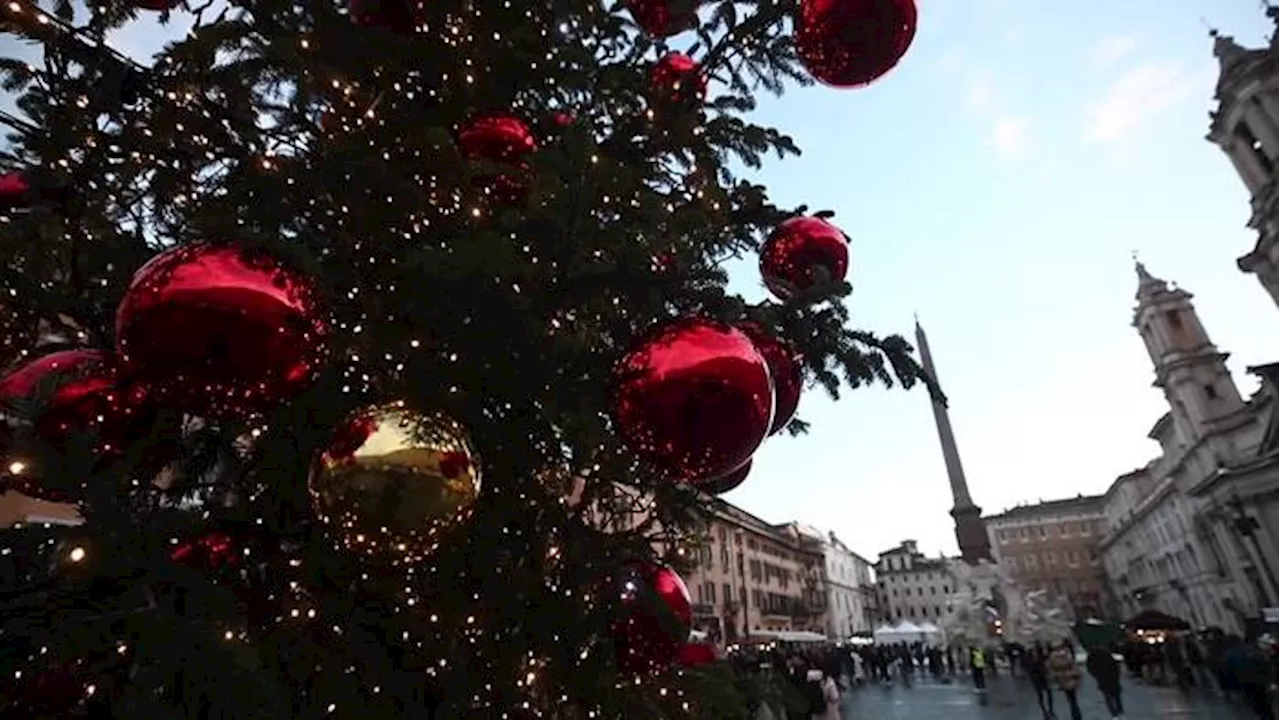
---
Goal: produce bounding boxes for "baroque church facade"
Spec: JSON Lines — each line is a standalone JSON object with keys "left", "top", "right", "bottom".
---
{"left": 1098, "top": 16, "right": 1279, "bottom": 632}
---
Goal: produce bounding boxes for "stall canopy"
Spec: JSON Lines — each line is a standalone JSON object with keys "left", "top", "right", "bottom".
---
{"left": 917, "top": 621, "right": 943, "bottom": 639}
{"left": 1125, "top": 609, "right": 1191, "bottom": 632}
{"left": 872, "top": 624, "right": 900, "bottom": 644}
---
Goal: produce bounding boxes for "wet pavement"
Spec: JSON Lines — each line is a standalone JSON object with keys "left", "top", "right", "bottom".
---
{"left": 838, "top": 673, "right": 1267, "bottom": 719}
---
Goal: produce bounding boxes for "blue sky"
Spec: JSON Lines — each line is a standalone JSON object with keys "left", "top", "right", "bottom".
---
{"left": 722, "top": 0, "right": 1278, "bottom": 562}
{"left": 5, "top": 1, "right": 1277, "bottom": 562}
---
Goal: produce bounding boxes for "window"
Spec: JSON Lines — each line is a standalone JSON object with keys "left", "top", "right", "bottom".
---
{"left": 930, "top": 586, "right": 936, "bottom": 596}
{"left": 942, "top": 585, "right": 949, "bottom": 593}
{"left": 1204, "top": 384, "right": 1219, "bottom": 400}
{"left": 1037, "top": 526, "right": 1047, "bottom": 538}
{"left": 707, "top": 584, "right": 716, "bottom": 604}
{"left": 723, "top": 584, "right": 732, "bottom": 603}
{"left": 1166, "top": 310, "right": 1183, "bottom": 330}
{"left": 917, "top": 588, "right": 924, "bottom": 596}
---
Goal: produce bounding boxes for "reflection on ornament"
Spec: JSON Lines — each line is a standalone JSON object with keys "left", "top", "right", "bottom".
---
{"left": 310, "top": 403, "right": 480, "bottom": 564}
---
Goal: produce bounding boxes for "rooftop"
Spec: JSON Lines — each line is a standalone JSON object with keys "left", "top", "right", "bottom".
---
{"left": 984, "top": 493, "right": 1105, "bottom": 522}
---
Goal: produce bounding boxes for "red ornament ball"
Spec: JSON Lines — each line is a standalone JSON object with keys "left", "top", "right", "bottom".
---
{"left": 350, "top": 0, "right": 422, "bottom": 34}
{"left": 794, "top": 0, "right": 918, "bottom": 88}
{"left": 759, "top": 216, "right": 850, "bottom": 300}
{"left": 625, "top": 0, "right": 700, "bottom": 38}
{"left": 677, "top": 642, "right": 717, "bottom": 667}
{"left": 648, "top": 52, "right": 707, "bottom": 107}
{"left": 611, "top": 562, "right": 693, "bottom": 674}
{"left": 699, "top": 459, "right": 751, "bottom": 496}
{"left": 738, "top": 323, "right": 803, "bottom": 435}
{"left": 0, "top": 171, "right": 30, "bottom": 208}
{"left": 0, "top": 350, "right": 149, "bottom": 498}
{"left": 456, "top": 114, "right": 537, "bottom": 164}
{"left": 456, "top": 114, "right": 538, "bottom": 202}
{"left": 115, "top": 243, "right": 328, "bottom": 419}
{"left": 614, "top": 317, "right": 773, "bottom": 484}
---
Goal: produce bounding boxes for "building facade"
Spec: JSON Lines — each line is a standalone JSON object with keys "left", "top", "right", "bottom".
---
{"left": 1098, "top": 264, "right": 1278, "bottom": 633}
{"left": 790, "top": 525, "right": 877, "bottom": 639}
{"left": 985, "top": 495, "right": 1111, "bottom": 619}
{"left": 874, "top": 540, "right": 955, "bottom": 624}
{"left": 683, "top": 500, "right": 828, "bottom": 645}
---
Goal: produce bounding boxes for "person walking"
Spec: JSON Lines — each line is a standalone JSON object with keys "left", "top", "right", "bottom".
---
{"left": 1086, "top": 644, "right": 1125, "bottom": 719}
{"left": 814, "top": 666, "right": 841, "bottom": 720}
{"left": 970, "top": 646, "right": 987, "bottom": 692}
{"left": 1048, "top": 641, "right": 1083, "bottom": 720}
{"left": 1026, "top": 647, "right": 1056, "bottom": 718}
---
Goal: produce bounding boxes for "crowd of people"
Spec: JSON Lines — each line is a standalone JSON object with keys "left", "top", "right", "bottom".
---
{"left": 724, "top": 632, "right": 1277, "bottom": 720}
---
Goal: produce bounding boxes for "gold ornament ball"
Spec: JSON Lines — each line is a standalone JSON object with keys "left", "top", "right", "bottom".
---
{"left": 309, "top": 403, "right": 481, "bottom": 558}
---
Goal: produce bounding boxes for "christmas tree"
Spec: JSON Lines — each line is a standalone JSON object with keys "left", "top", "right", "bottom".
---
{"left": 0, "top": 0, "right": 925, "bottom": 716}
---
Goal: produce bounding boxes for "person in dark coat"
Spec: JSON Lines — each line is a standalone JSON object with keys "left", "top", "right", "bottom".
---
{"left": 1086, "top": 644, "right": 1124, "bottom": 718}
{"left": 1025, "top": 647, "right": 1055, "bottom": 718}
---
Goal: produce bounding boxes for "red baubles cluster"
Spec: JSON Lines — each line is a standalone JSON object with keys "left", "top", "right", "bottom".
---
{"left": 455, "top": 113, "right": 539, "bottom": 203}
{"left": 610, "top": 562, "right": 693, "bottom": 674}
{"left": 794, "top": 0, "right": 918, "bottom": 88}
{"left": 760, "top": 215, "right": 850, "bottom": 300}
{"left": 116, "top": 243, "right": 328, "bottom": 419}
{"left": 614, "top": 317, "right": 773, "bottom": 486}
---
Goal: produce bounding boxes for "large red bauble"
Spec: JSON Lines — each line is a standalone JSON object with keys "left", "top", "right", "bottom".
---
{"left": 794, "top": 0, "right": 918, "bottom": 88}
{"left": 611, "top": 562, "right": 693, "bottom": 674}
{"left": 0, "top": 350, "right": 147, "bottom": 500}
{"left": 349, "top": 0, "right": 421, "bottom": 34}
{"left": 115, "top": 243, "right": 328, "bottom": 419}
{"left": 648, "top": 52, "right": 707, "bottom": 107}
{"left": 456, "top": 114, "right": 537, "bottom": 164}
{"left": 456, "top": 114, "right": 537, "bottom": 202}
{"left": 699, "top": 459, "right": 751, "bottom": 496}
{"left": 759, "top": 216, "right": 850, "bottom": 300}
{"left": 0, "top": 171, "right": 30, "bottom": 208}
{"left": 738, "top": 323, "right": 803, "bottom": 435}
{"left": 614, "top": 317, "right": 773, "bottom": 484}
{"left": 625, "top": 0, "right": 700, "bottom": 38}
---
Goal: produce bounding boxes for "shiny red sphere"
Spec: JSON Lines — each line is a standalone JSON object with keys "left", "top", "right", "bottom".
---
{"left": 115, "top": 243, "right": 328, "bottom": 419}
{"left": 738, "top": 323, "right": 803, "bottom": 435}
{"left": 699, "top": 459, "right": 751, "bottom": 496}
{"left": 0, "top": 350, "right": 146, "bottom": 500}
{"left": 169, "top": 531, "right": 240, "bottom": 572}
{"left": 677, "top": 642, "right": 717, "bottom": 667}
{"left": 614, "top": 317, "right": 774, "bottom": 484}
{"left": 349, "top": 0, "right": 421, "bottom": 34}
{"left": 759, "top": 216, "right": 850, "bottom": 300}
{"left": 456, "top": 114, "right": 537, "bottom": 164}
{"left": 648, "top": 52, "right": 707, "bottom": 107}
{"left": 612, "top": 562, "right": 693, "bottom": 674}
{"left": 625, "top": 0, "right": 700, "bottom": 37}
{"left": 794, "top": 0, "right": 917, "bottom": 88}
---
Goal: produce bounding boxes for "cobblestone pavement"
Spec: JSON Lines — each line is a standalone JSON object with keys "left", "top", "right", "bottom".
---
{"left": 837, "top": 674, "right": 1266, "bottom": 719}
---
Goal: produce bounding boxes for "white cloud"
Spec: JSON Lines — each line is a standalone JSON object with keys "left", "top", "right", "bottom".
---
{"left": 990, "top": 116, "right": 1029, "bottom": 160}
{"left": 965, "top": 71, "right": 996, "bottom": 115}
{"left": 1085, "top": 61, "right": 1205, "bottom": 143}
{"left": 1090, "top": 35, "right": 1139, "bottom": 69}
{"left": 936, "top": 46, "right": 969, "bottom": 78}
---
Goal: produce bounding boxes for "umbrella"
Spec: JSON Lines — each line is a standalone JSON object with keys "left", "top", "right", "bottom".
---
{"left": 1125, "top": 609, "right": 1191, "bottom": 632}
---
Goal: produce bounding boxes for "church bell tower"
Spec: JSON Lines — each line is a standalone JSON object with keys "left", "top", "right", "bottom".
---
{"left": 1205, "top": 13, "right": 1279, "bottom": 304}
{"left": 1132, "top": 261, "right": 1245, "bottom": 441}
